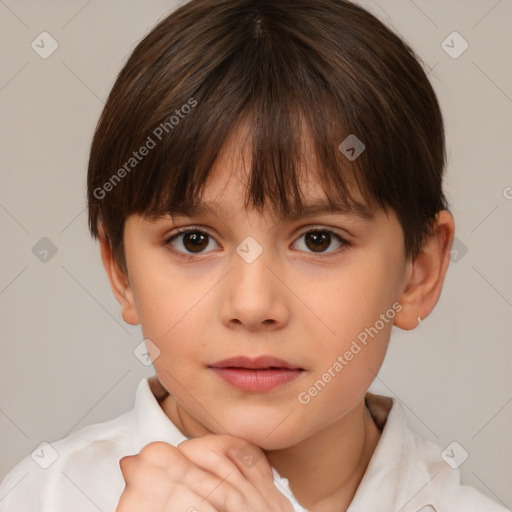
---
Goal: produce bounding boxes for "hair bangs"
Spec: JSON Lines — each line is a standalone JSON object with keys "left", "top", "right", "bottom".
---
{"left": 126, "top": 16, "right": 374, "bottom": 227}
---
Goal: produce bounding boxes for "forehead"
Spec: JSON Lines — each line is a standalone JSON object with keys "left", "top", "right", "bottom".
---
{"left": 180, "top": 118, "right": 376, "bottom": 219}
{"left": 183, "top": 120, "right": 376, "bottom": 223}
{"left": 183, "top": 181, "right": 376, "bottom": 223}
{"left": 171, "top": 166, "right": 378, "bottom": 228}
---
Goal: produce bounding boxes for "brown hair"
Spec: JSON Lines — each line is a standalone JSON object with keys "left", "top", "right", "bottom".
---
{"left": 87, "top": 0, "right": 448, "bottom": 270}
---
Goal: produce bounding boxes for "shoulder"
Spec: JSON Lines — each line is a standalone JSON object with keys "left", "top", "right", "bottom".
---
{"left": 358, "top": 393, "right": 509, "bottom": 512}
{"left": 398, "top": 406, "right": 508, "bottom": 512}
{"left": 0, "top": 382, "right": 150, "bottom": 512}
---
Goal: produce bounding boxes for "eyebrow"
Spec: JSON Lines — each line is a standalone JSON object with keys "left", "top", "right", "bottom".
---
{"left": 168, "top": 199, "right": 376, "bottom": 222}
{"left": 279, "top": 199, "right": 375, "bottom": 222}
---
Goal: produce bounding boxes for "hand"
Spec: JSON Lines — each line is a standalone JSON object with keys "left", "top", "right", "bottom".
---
{"left": 116, "top": 434, "right": 295, "bottom": 512}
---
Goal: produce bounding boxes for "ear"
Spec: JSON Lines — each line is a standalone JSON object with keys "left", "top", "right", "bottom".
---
{"left": 394, "top": 210, "right": 455, "bottom": 330}
{"left": 98, "top": 229, "right": 140, "bottom": 326}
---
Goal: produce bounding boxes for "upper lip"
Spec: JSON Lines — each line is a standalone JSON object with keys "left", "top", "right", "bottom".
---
{"left": 208, "top": 356, "right": 303, "bottom": 370}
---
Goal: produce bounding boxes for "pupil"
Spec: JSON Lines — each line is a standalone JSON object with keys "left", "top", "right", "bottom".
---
{"left": 306, "top": 232, "right": 330, "bottom": 252}
{"left": 184, "top": 233, "right": 208, "bottom": 252}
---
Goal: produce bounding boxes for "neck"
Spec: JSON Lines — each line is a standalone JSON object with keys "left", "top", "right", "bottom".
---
{"left": 264, "top": 400, "right": 381, "bottom": 512}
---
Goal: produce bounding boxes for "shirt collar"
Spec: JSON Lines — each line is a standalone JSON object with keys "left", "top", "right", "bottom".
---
{"left": 133, "top": 376, "right": 190, "bottom": 449}
{"left": 347, "top": 393, "right": 438, "bottom": 512}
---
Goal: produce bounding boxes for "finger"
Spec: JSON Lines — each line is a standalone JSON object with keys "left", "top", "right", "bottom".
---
{"left": 118, "top": 449, "right": 220, "bottom": 512}
{"left": 177, "top": 435, "right": 291, "bottom": 510}
{"left": 177, "top": 435, "right": 262, "bottom": 497}
{"left": 117, "top": 456, "right": 174, "bottom": 510}
{"left": 222, "top": 441, "right": 295, "bottom": 512}
{"left": 117, "top": 485, "right": 218, "bottom": 512}
{"left": 181, "top": 435, "right": 277, "bottom": 490}
{"left": 121, "top": 442, "right": 248, "bottom": 511}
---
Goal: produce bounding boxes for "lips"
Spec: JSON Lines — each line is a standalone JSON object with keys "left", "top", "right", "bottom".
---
{"left": 208, "top": 356, "right": 305, "bottom": 392}
{"left": 208, "top": 355, "right": 303, "bottom": 371}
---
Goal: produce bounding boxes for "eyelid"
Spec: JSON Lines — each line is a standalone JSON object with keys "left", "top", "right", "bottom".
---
{"left": 292, "top": 225, "right": 352, "bottom": 255}
{"left": 162, "top": 226, "right": 220, "bottom": 260}
{"left": 295, "top": 224, "right": 351, "bottom": 239}
{"left": 163, "top": 225, "right": 219, "bottom": 246}
{"left": 165, "top": 224, "right": 351, "bottom": 243}
{"left": 163, "top": 224, "right": 352, "bottom": 258}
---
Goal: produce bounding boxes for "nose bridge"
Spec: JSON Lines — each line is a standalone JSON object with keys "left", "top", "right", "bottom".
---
{"left": 232, "top": 236, "right": 276, "bottom": 300}
{"left": 220, "top": 235, "right": 289, "bottom": 329}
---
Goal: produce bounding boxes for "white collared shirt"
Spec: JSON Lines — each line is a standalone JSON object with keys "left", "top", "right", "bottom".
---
{"left": 0, "top": 378, "right": 507, "bottom": 512}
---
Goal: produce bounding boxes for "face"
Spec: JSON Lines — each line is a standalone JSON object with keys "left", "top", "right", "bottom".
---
{"left": 119, "top": 130, "right": 410, "bottom": 450}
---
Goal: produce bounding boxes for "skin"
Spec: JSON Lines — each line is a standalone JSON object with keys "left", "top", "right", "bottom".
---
{"left": 102, "top": 126, "right": 455, "bottom": 511}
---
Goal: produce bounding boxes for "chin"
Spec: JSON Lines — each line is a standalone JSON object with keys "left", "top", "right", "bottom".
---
{"left": 225, "top": 423, "right": 303, "bottom": 451}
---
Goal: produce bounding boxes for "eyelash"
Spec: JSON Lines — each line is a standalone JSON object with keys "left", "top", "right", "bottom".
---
{"left": 163, "top": 226, "right": 352, "bottom": 259}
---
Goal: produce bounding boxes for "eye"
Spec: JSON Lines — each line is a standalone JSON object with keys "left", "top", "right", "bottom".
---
{"left": 164, "top": 228, "right": 219, "bottom": 255}
{"left": 292, "top": 228, "right": 351, "bottom": 254}
{"left": 163, "top": 226, "right": 350, "bottom": 257}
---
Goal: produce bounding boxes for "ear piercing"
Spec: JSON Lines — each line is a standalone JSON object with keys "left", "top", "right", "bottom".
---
{"left": 417, "top": 316, "right": 422, "bottom": 327}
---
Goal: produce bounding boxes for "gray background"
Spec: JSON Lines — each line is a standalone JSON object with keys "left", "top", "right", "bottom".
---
{"left": 1, "top": 0, "right": 511, "bottom": 508}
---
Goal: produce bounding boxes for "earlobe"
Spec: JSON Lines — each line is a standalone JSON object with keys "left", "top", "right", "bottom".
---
{"left": 99, "top": 232, "right": 140, "bottom": 326}
{"left": 394, "top": 210, "right": 455, "bottom": 330}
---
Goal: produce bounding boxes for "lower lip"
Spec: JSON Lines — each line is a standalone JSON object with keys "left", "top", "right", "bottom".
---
{"left": 210, "top": 367, "right": 303, "bottom": 392}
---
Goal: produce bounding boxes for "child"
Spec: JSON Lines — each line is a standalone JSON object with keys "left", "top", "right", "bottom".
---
{"left": 0, "top": 0, "right": 507, "bottom": 510}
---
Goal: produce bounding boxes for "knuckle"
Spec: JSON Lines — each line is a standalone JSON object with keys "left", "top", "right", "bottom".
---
{"left": 213, "top": 485, "right": 245, "bottom": 511}
{"left": 124, "top": 461, "right": 162, "bottom": 488}
{"left": 119, "top": 455, "right": 133, "bottom": 473}
{"left": 139, "top": 441, "right": 177, "bottom": 467}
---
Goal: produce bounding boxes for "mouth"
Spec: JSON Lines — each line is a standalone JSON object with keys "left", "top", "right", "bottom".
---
{"left": 208, "top": 356, "right": 305, "bottom": 392}
{"left": 209, "top": 355, "right": 303, "bottom": 371}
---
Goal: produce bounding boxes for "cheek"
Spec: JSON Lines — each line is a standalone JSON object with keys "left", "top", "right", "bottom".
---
{"left": 129, "top": 258, "right": 218, "bottom": 367}
{"left": 294, "top": 297, "right": 394, "bottom": 429}
{"left": 296, "top": 252, "right": 399, "bottom": 397}
{"left": 308, "top": 253, "right": 399, "bottom": 341}
{"left": 129, "top": 260, "right": 185, "bottom": 342}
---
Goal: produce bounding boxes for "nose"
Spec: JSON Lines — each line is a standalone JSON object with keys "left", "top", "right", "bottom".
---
{"left": 219, "top": 244, "right": 290, "bottom": 332}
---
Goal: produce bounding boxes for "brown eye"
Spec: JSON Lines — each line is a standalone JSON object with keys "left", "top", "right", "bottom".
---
{"left": 182, "top": 232, "right": 209, "bottom": 253}
{"left": 305, "top": 231, "right": 331, "bottom": 252}
{"left": 167, "top": 229, "right": 218, "bottom": 254}
{"left": 293, "top": 229, "right": 347, "bottom": 254}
